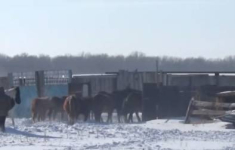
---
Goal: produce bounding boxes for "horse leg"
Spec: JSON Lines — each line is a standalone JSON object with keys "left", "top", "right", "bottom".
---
{"left": 0, "top": 116, "right": 6, "bottom": 132}
{"left": 48, "top": 109, "right": 52, "bottom": 121}
{"left": 89, "top": 111, "right": 92, "bottom": 121}
{"left": 99, "top": 112, "right": 103, "bottom": 123}
{"left": 135, "top": 111, "right": 141, "bottom": 122}
{"left": 39, "top": 110, "right": 45, "bottom": 122}
{"left": 67, "top": 115, "right": 70, "bottom": 124}
{"left": 92, "top": 111, "right": 95, "bottom": 120}
{"left": 107, "top": 112, "right": 110, "bottom": 123}
{"left": 71, "top": 116, "right": 75, "bottom": 125}
{"left": 108, "top": 110, "right": 113, "bottom": 123}
{"left": 84, "top": 110, "right": 90, "bottom": 122}
{"left": 128, "top": 112, "right": 133, "bottom": 123}
{"left": 0, "top": 116, "right": 4, "bottom": 132}
{"left": 117, "top": 109, "right": 121, "bottom": 123}
{"left": 9, "top": 110, "right": 15, "bottom": 127}
{"left": 68, "top": 115, "right": 74, "bottom": 125}
{"left": 42, "top": 111, "right": 46, "bottom": 121}
{"left": 128, "top": 110, "right": 135, "bottom": 123}
{"left": 94, "top": 111, "right": 101, "bottom": 122}
{"left": 124, "top": 112, "right": 128, "bottom": 123}
{"left": 2, "top": 116, "right": 6, "bottom": 132}
{"left": 36, "top": 111, "right": 40, "bottom": 122}
{"left": 38, "top": 110, "right": 41, "bottom": 122}
{"left": 94, "top": 113, "right": 99, "bottom": 122}
{"left": 38, "top": 113, "right": 41, "bottom": 122}
{"left": 32, "top": 112, "right": 36, "bottom": 123}
{"left": 33, "top": 111, "right": 39, "bottom": 123}
{"left": 11, "top": 116, "right": 15, "bottom": 127}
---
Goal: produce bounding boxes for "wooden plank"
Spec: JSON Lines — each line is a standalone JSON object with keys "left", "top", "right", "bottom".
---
{"left": 217, "top": 91, "right": 235, "bottom": 97}
{"left": 191, "top": 109, "right": 226, "bottom": 116}
{"left": 192, "top": 100, "right": 235, "bottom": 110}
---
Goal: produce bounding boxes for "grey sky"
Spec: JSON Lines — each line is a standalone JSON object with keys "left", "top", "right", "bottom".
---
{"left": 0, "top": 0, "right": 234, "bottom": 58}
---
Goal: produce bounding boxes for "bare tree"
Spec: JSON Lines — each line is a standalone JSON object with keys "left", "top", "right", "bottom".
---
{"left": 0, "top": 52, "right": 235, "bottom": 76}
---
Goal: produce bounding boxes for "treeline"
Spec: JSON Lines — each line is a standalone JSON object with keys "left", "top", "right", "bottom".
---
{"left": 0, "top": 52, "right": 235, "bottom": 76}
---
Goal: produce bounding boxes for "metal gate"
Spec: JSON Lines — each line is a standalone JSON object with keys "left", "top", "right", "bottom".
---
{"left": 9, "top": 72, "right": 37, "bottom": 117}
{"left": 9, "top": 70, "right": 72, "bottom": 118}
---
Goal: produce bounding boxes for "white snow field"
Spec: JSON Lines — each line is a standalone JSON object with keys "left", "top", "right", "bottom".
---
{"left": 0, "top": 117, "right": 235, "bottom": 150}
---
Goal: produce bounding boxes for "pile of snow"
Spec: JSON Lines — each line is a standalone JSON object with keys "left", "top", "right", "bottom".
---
{"left": 0, "top": 118, "right": 235, "bottom": 150}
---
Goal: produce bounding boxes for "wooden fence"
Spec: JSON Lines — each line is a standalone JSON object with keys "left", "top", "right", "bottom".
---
{"left": 185, "top": 99, "right": 235, "bottom": 123}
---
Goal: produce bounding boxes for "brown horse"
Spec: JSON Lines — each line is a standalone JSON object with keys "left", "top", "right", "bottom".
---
{"left": 0, "top": 87, "right": 21, "bottom": 132}
{"left": 31, "top": 97, "right": 52, "bottom": 122}
{"left": 122, "top": 90, "right": 142, "bottom": 123}
{"left": 63, "top": 94, "right": 92, "bottom": 124}
{"left": 92, "top": 91, "right": 114, "bottom": 123}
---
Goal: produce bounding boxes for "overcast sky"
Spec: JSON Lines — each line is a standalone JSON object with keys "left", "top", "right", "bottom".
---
{"left": 0, "top": 0, "right": 234, "bottom": 58}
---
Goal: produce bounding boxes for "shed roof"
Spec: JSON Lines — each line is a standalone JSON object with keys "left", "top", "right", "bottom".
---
{"left": 72, "top": 73, "right": 117, "bottom": 78}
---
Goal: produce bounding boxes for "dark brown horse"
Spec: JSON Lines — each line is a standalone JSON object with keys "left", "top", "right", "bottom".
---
{"left": 0, "top": 87, "right": 21, "bottom": 132}
{"left": 122, "top": 90, "right": 142, "bottom": 123}
{"left": 112, "top": 88, "right": 139, "bottom": 123}
{"left": 92, "top": 91, "right": 114, "bottom": 123}
{"left": 79, "top": 97, "right": 93, "bottom": 121}
{"left": 48, "top": 96, "right": 67, "bottom": 121}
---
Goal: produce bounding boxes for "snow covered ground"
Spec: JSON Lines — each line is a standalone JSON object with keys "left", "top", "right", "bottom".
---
{"left": 0, "top": 117, "right": 235, "bottom": 150}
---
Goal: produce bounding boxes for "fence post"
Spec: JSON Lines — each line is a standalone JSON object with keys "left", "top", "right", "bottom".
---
{"left": 7, "top": 73, "right": 13, "bottom": 88}
{"left": 35, "top": 71, "right": 45, "bottom": 97}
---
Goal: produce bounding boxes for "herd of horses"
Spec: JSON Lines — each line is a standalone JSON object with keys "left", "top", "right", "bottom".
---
{"left": 0, "top": 86, "right": 143, "bottom": 132}
{"left": 31, "top": 88, "right": 143, "bottom": 125}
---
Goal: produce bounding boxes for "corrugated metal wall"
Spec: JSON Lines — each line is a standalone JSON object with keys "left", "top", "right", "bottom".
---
{"left": 72, "top": 75, "right": 116, "bottom": 96}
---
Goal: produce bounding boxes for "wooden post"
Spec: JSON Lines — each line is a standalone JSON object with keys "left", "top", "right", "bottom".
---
{"left": 35, "top": 71, "right": 45, "bottom": 97}
{"left": 68, "top": 70, "right": 72, "bottom": 83}
{"left": 185, "top": 98, "right": 194, "bottom": 124}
